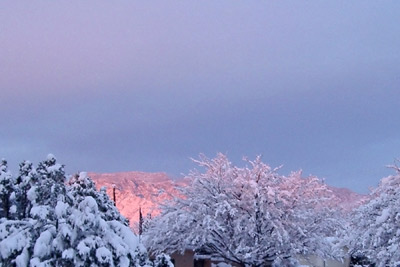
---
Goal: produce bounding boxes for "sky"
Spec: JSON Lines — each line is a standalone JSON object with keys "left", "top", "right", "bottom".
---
{"left": 1, "top": 1, "right": 399, "bottom": 193}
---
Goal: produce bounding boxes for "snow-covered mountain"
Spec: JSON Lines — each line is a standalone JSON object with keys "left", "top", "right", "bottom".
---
{"left": 89, "top": 171, "right": 365, "bottom": 228}
{"left": 89, "top": 171, "right": 184, "bottom": 229}
{"left": 328, "top": 186, "right": 368, "bottom": 211}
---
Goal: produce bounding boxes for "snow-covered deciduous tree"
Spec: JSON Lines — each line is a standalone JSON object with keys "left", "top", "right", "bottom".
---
{"left": 0, "top": 155, "right": 163, "bottom": 267}
{"left": 144, "top": 154, "right": 344, "bottom": 267}
{"left": 348, "top": 163, "right": 400, "bottom": 267}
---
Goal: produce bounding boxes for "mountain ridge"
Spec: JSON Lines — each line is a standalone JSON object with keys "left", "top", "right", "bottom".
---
{"left": 89, "top": 171, "right": 366, "bottom": 229}
{"left": 89, "top": 171, "right": 184, "bottom": 229}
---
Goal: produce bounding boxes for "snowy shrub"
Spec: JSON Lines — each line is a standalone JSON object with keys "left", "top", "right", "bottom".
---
{"left": 152, "top": 253, "right": 174, "bottom": 267}
{"left": 0, "top": 220, "right": 32, "bottom": 267}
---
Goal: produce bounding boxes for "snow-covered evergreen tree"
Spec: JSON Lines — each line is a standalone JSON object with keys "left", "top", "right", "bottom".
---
{"left": 31, "top": 154, "right": 67, "bottom": 211}
{"left": 0, "top": 155, "right": 161, "bottom": 267}
{"left": 55, "top": 171, "right": 151, "bottom": 267}
{"left": 144, "top": 154, "right": 344, "bottom": 267}
{"left": 349, "top": 163, "right": 400, "bottom": 267}
{"left": 14, "top": 160, "right": 36, "bottom": 219}
{"left": 0, "top": 159, "right": 16, "bottom": 220}
{"left": 68, "top": 172, "right": 129, "bottom": 225}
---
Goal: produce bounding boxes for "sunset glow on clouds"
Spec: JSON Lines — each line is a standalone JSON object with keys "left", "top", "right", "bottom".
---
{"left": 1, "top": 1, "right": 400, "bottom": 193}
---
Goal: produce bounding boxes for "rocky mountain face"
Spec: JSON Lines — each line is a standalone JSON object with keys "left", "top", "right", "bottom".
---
{"left": 89, "top": 171, "right": 366, "bottom": 229}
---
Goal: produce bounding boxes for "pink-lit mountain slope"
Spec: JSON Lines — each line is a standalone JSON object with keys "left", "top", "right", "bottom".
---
{"left": 89, "top": 171, "right": 184, "bottom": 229}
{"left": 328, "top": 186, "right": 367, "bottom": 211}
{"left": 89, "top": 172, "right": 366, "bottom": 228}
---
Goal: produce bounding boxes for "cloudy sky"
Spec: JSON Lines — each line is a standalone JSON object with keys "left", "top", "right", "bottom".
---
{"left": 1, "top": 1, "right": 399, "bottom": 193}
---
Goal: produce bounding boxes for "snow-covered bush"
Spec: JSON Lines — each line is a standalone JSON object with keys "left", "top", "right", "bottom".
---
{"left": 0, "top": 155, "right": 162, "bottom": 267}
{"left": 152, "top": 253, "right": 174, "bottom": 267}
{"left": 144, "top": 154, "right": 344, "bottom": 266}
{"left": 349, "top": 163, "right": 400, "bottom": 267}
